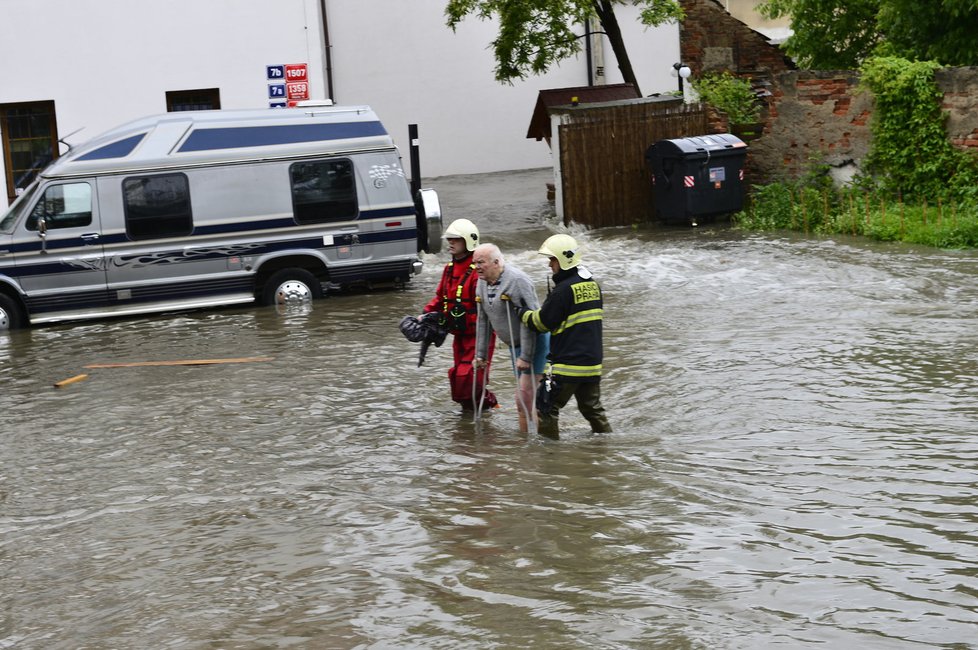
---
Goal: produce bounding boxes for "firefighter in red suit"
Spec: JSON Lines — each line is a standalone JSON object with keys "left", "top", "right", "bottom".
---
{"left": 421, "top": 219, "right": 498, "bottom": 411}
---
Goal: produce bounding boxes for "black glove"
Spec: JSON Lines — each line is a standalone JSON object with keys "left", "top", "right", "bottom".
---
{"left": 510, "top": 302, "right": 528, "bottom": 322}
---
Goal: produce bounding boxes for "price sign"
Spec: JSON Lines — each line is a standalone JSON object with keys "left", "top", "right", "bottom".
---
{"left": 266, "top": 65, "right": 285, "bottom": 80}
{"left": 268, "top": 84, "right": 286, "bottom": 99}
{"left": 285, "top": 64, "right": 307, "bottom": 82}
{"left": 286, "top": 81, "right": 309, "bottom": 101}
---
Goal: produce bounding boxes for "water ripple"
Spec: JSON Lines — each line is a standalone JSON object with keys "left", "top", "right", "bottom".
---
{"left": 3, "top": 182, "right": 978, "bottom": 647}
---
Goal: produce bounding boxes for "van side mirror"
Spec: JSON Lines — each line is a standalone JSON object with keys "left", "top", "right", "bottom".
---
{"left": 417, "top": 188, "right": 442, "bottom": 253}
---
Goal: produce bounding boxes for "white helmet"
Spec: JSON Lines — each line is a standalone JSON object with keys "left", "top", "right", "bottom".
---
{"left": 538, "top": 234, "right": 581, "bottom": 270}
{"left": 443, "top": 218, "right": 480, "bottom": 252}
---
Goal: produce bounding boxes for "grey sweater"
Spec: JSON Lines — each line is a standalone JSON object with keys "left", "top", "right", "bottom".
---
{"left": 475, "top": 264, "right": 542, "bottom": 363}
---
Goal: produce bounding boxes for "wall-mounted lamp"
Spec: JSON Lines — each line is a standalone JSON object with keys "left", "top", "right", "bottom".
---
{"left": 673, "top": 62, "right": 692, "bottom": 95}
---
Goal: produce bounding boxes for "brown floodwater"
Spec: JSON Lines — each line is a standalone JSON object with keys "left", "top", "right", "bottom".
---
{"left": 2, "top": 169, "right": 976, "bottom": 648}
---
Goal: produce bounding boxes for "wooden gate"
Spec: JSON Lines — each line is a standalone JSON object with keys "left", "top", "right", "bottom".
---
{"left": 558, "top": 101, "right": 708, "bottom": 227}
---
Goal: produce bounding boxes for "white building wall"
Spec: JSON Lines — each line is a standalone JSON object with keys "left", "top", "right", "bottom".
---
{"left": 0, "top": 0, "right": 326, "bottom": 142}
{"left": 0, "top": 0, "right": 679, "bottom": 207}
{"left": 330, "top": 2, "right": 681, "bottom": 178}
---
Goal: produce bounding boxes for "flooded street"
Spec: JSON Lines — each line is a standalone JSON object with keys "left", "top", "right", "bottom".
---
{"left": 2, "top": 169, "right": 977, "bottom": 648}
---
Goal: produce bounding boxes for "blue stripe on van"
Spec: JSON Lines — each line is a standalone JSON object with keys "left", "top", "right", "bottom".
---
{"left": 365, "top": 207, "right": 417, "bottom": 220}
{"left": 5, "top": 229, "right": 418, "bottom": 279}
{"left": 77, "top": 133, "right": 147, "bottom": 160}
{"left": 24, "top": 261, "right": 415, "bottom": 316}
{"left": 3, "top": 258, "right": 103, "bottom": 278}
{"left": 178, "top": 122, "right": 389, "bottom": 153}
{"left": 189, "top": 207, "right": 415, "bottom": 236}
{"left": 3, "top": 237, "right": 109, "bottom": 254}
{"left": 3, "top": 228, "right": 417, "bottom": 256}
{"left": 3, "top": 208, "right": 417, "bottom": 253}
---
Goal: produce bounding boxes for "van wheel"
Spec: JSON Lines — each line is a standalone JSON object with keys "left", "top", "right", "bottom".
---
{"left": 0, "top": 294, "right": 26, "bottom": 330}
{"left": 261, "top": 268, "right": 323, "bottom": 307}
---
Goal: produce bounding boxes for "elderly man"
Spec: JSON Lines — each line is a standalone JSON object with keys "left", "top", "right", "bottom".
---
{"left": 472, "top": 243, "right": 549, "bottom": 433}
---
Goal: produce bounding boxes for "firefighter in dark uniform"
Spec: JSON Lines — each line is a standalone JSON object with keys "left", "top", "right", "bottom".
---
{"left": 421, "top": 218, "right": 498, "bottom": 412}
{"left": 510, "top": 234, "right": 611, "bottom": 438}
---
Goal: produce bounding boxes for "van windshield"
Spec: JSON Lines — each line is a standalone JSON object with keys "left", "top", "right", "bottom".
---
{"left": 0, "top": 182, "right": 39, "bottom": 233}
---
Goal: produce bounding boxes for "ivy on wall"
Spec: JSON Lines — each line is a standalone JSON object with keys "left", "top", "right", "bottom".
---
{"left": 860, "top": 56, "right": 978, "bottom": 201}
{"left": 737, "top": 58, "right": 978, "bottom": 248}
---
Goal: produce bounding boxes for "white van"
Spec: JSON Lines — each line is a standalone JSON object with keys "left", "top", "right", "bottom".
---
{"left": 0, "top": 105, "right": 442, "bottom": 329}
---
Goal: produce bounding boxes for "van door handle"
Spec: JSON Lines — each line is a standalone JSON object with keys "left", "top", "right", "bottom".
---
{"left": 81, "top": 233, "right": 100, "bottom": 242}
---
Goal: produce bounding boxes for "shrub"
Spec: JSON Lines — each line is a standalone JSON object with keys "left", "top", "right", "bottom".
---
{"left": 693, "top": 72, "right": 761, "bottom": 125}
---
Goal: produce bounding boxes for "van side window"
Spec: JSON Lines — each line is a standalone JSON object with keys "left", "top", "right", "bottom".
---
{"left": 123, "top": 173, "right": 193, "bottom": 240}
{"left": 26, "top": 182, "right": 93, "bottom": 231}
{"left": 290, "top": 159, "right": 358, "bottom": 224}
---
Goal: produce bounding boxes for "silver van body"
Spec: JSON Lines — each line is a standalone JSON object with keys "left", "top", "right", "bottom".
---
{"left": 0, "top": 105, "right": 441, "bottom": 329}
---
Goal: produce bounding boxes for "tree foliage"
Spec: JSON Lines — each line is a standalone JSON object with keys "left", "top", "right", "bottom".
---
{"left": 444, "top": 0, "right": 683, "bottom": 93}
{"left": 876, "top": 0, "right": 978, "bottom": 66}
{"left": 757, "top": 0, "right": 879, "bottom": 69}
{"left": 757, "top": 0, "right": 978, "bottom": 69}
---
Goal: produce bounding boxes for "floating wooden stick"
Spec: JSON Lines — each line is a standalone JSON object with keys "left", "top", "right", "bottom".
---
{"left": 84, "top": 356, "right": 274, "bottom": 369}
{"left": 54, "top": 373, "right": 89, "bottom": 388}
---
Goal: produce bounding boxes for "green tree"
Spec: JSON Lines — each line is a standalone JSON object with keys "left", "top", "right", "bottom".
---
{"left": 444, "top": 0, "right": 684, "bottom": 94}
{"left": 757, "top": 0, "right": 978, "bottom": 69}
{"left": 877, "top": 0, "right": 978, "bottom": 66}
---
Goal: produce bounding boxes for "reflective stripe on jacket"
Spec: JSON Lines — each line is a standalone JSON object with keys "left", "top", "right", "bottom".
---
{"left": 521, "top": 267, "right": 603, "bottom": 381}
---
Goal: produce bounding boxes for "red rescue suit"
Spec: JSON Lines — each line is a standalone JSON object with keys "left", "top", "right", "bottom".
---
{"left": 424, "top": 252, "right": 498, "bottom": 409}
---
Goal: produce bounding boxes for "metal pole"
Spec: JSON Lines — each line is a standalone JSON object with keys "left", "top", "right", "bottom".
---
{"left": 585, "top": 21, "right": 593, "bottom": 86}
{"left": 408, "top": 124, "right": 421, "bottom": 199}
{"left": 319, "top": 0, "right": 334, "bottom": 101}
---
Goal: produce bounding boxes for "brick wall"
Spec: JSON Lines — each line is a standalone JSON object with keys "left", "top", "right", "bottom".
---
{"left": 751, "top": 71, "right": 872, "bottom": 184}
{"left": 678, "top": 0, "right": 794, "bottom": 79}
{"left": 937, "top": 67, "right": 978, "bottom": 151}
{"left": 680, "top": 0, "right": 978, "bottom": 185}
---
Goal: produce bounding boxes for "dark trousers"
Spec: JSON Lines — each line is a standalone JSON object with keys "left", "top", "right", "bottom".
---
{"left": 538, "top": 379, "right": 611, "bottom": 438}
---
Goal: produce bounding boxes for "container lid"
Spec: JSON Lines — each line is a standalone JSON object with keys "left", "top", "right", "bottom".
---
{"left": 651, "top": 133, "right": 747, "bottom": 157}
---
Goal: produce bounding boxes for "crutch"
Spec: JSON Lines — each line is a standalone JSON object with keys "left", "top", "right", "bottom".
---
{"left": 501, "top": 294, "right": 537, "bottom": 435}
{"left": 472, "top": 297, "right": 486, "bottom": 429}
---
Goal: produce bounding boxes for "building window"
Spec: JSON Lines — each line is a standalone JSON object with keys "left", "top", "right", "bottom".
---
{"left": 290, "top": 159, "right": 358, "bottom": 224}
{"left": 122, "top": 173, "right": 194, "bottom": 240}
{"left": 1, "top": 100, "right": 59, "bottom": 205}
{"left": 166, "top": 88, "right": 221, "bottom": 112}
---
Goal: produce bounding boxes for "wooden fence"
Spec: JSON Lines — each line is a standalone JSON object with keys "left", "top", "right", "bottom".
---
{"left": 558, "top": 102, "right": 709, "bottom": 227}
